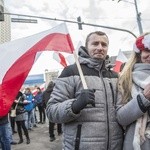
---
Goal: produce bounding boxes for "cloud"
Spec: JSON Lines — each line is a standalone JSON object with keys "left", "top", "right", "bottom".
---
{"left": 3, "top": 0, "right": 150, "bottom": 73}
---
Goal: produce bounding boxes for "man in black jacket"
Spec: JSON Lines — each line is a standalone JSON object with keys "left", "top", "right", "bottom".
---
{"left": 42, "top": 81, "right": 62, "bottom": 142}
{"left": 46, "top": 31, "right": 124, "bottom": 150}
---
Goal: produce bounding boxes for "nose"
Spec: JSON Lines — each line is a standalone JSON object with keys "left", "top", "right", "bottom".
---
{"left": 97, "top": 43, "right": 103, "bottom": 50}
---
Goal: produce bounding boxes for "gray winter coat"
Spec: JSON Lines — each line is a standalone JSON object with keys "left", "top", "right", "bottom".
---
{"left": 46, "top": 47, "right": 124, "bottom": 150}
{"left": 117, "top": 93, "right": 150, "bottom": 150}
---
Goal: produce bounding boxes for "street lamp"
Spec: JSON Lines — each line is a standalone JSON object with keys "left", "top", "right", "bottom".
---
{"left": 133, "top": 0, "right": 143, "bottom": 34}
{"left": 113, "top": 0, "right": 143, "bottom": 34}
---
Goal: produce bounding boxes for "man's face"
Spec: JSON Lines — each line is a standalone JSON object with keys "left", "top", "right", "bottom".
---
{"left": 87, "top": 34, "right": 109, "bottom": 60}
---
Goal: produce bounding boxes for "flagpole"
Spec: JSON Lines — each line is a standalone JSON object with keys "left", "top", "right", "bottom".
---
{"left": 73, "top": 51, "right": 88, "bottom": 89}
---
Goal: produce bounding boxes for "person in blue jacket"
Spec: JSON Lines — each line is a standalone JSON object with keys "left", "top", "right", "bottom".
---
{"left": 24, "top": 88, "right": 36, "bottom": 130}
{"left": 34, "top": 87, "right": 46, "bottom": 124}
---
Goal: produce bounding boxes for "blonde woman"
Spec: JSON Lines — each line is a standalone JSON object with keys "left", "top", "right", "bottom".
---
{"left": 117, "top": 32, "right": 150, "bottom": 150}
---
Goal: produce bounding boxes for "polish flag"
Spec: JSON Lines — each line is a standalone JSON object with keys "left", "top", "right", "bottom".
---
{"left": 0, "top": 23, "right": 74, "bottom": 117}
{"left": 113, "top": 49, "right": 128, "bottom": 73}
{"left": 53, "top": 52, "right": 67, "bottom": 67}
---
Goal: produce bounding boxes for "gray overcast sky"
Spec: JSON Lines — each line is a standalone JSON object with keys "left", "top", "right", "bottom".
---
{"left": 3, "top": 0, "right": 150, "bottom": 74}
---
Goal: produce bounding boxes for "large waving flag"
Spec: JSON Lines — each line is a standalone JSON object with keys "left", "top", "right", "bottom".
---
{"left": 0, "top": 23, "right": 74, "bottom": 117}
{"left": 113, "top": 49, "right": 128, "bottom": 73}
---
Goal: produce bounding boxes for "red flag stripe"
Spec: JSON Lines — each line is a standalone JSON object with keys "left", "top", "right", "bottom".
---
{"left": 113, "top": 61, "right": 123, "bottom": 73}
{"left": 58, "top": 53, "right": 67, "bottom": 67}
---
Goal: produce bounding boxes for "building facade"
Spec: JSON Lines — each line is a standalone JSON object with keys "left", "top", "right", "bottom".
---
{"left": 24, "top": 74, "right": 45, "bottom": 87}
{"left": 0, "top": 0, "right": 11, "bottom": 44}
{"left": 44, "top": 70, "right": 59, "bottom": 87}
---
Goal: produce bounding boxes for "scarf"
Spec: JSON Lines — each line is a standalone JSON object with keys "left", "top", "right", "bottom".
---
{"left": 132, "top": 63, "right": 150, "bottom": 150}
{"left": 78, "top": 46, "right": 105, "bottom": 71}
{"left": 132, "top": 63, "right": 150, "bottom": 96}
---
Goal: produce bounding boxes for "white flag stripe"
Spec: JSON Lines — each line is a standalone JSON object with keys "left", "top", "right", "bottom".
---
{"left": 34, "top": 52, "right": 42, "bottom": 63}
{"left": 53, "top": 52, "right": 61, "bottom": 63}
{"left": 66, "top": 55, "right": 74, "bottom": 65}
{"left": 66, "top": 41, "right": 83, "bottom": 65}
{"left": 76, "top": 41, "right": 82, "bottom": 52}
{"left": 116, "top": 49, "right": 128, "bottom": 62}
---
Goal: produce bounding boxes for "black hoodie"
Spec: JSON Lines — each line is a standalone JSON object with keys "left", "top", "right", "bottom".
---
{"left": 42, "top": 81, "right": 55, "bottom": 107}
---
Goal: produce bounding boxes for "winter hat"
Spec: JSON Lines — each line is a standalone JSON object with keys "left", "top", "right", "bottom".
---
{"left": 133, "top": 33, "right": 150, "bottom": 53}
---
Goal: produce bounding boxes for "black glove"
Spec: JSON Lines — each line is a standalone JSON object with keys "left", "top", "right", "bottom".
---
{"left": 72, "top": 89, "right": 95, "bottom": 114}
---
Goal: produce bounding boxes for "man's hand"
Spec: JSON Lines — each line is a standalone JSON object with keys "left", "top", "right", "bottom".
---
{"left": 72, "top": 89, "right": 95, "bottom": 114}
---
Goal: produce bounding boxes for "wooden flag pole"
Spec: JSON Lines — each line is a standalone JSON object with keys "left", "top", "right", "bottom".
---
{"left": 73, "top": 51, "right": 88, "bottom": 89}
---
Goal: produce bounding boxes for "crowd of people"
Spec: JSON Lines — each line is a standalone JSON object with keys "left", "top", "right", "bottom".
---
{"left": 0, "top": 31, "right": 150, "bottom": 150}
{"left": 0, "top": 85, "right": 62, "bottom": 150}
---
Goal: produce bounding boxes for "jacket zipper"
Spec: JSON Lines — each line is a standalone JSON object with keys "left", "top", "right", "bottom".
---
{"left": 100, "top": 71, "right": 109, "bottom": 150}
{"left": 109, "top": 82, "right": 115, "bottom": 106}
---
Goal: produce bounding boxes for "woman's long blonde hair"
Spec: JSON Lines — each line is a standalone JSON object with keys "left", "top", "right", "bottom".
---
{"left": 117, "top": 52, "right": 139, "bottom": 104}
{"left": 118, "top": 32, "right": 150, "bottom": 104}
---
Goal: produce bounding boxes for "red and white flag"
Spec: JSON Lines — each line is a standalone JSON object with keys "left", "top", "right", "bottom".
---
{"left": 53, "top": 52, "right": 67, "bottom": 67}
{"left": 0, "top": 23, "right": 74, "bottom": 117}
{"left": 113, "top": 49, "right": 128, "bottom": 73}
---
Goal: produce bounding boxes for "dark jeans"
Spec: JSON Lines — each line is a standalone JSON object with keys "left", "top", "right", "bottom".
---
{"left": 0, "top": 122, "right": 11, "bottom": 150}
{"left": 38, "top": 105, "right": 46, "bottom": 123}
{"left": 10, "top": 117, "right": 16, "bottom": 133}
{"left": 49, "top": 122, "right": 62, "bottom": 138}
{"left": 16, "top": 120, "right": 29, "bottom": 140}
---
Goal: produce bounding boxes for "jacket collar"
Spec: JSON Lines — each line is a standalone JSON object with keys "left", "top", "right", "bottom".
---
{"left": 78, "top": 46, "right": 106, "bottom": 71}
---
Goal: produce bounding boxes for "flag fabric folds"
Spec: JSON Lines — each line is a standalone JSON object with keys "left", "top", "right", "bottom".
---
{"left": 0, "top": 23, "right": 74, "bottom": 117}
{"left": 113, "top": 49, "right": 128, "bottom": 73}
{"left": 53, "top": 52, "right": 67, "bottom": 67}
